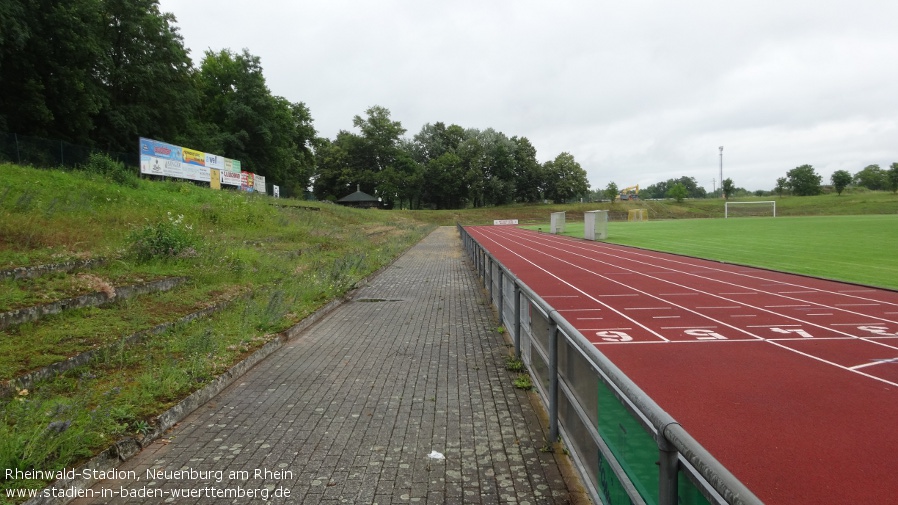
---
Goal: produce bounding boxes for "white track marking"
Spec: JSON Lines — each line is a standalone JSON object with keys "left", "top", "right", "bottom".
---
{"left": 470, "top": 226, "right": 898, "bottom": 387}
{"left": 499, "top": 226, "right": 898, "bottom": 317}
{"left": 491, "top": 227, "right": 898, "bottom": 330}
{"left": 851, "top": 358, "right": 898, "bottom": 370}
{"left": 470, "top": 231, "right": 671, "bottom": 342}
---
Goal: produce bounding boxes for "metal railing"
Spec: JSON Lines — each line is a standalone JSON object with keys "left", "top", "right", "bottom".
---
{"left": 458, "top": 224, "right": 763, "bottom": 505}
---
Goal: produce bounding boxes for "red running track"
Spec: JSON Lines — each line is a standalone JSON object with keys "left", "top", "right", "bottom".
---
{"left": 466, "top": 225, "right": 898, "bottom": 505}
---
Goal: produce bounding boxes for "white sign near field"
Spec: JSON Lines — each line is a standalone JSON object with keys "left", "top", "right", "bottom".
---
{"left": 493, "top": 219, "right": 519, "bottom": 225}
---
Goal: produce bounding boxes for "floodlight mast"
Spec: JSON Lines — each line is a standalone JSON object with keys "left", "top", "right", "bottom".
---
{"left": 718, "top": 146, "right": 724, "bottom": 198}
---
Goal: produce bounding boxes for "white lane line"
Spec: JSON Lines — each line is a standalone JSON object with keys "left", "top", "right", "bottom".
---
{"left": 835, "top": 303, "right": 882, "bottom": 307}
{"left": 659, "top": 293, "right": 698, "bottom": 296}
{"left": 769, "top": 337, "right": 855, "bottom": 342}
{"left": 697, "top": 306, "right": 742, "bottom": 309}
{"left": 778, "top": 290, "right": 818, "bottom": 294}
{"left": 748, "top": 324, "right": 802, "bottom": 328}
{"left": 560, "top": 308, "right": 602, "bottom": 311}
{"left": 662, "top": 326, "right": 718, "bottom": 329}
{"left": 625, "top": 307, "right": 672, "bottom": 310}
{"left": 594, "top": 338, "right": 761, "bottom": 345}
{"left": 720, "top": 292, "right": 759, "bottom": 295}
{"left": 851, "top": 358, "right": 898, "bottom": 370}
{"left": 807, "top": 313, "right": 834, "bottom": 316}
{"left": 544, "top": 295, "right": 579, "bottom": 298}
{"left": 653, "top": 316, "right": 680, "bottom": 319}
{"left": 599, "top": 294, "right": 639, "bottom": 297}
{"left": 765, "top": 304, "right": 812, "bottom": 308}
{"left": 831, "top": 323, "right": 885, "bottom": 326}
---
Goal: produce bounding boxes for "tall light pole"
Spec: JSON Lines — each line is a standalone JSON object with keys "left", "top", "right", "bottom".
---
{"left": 718, "top": 146, "right": 724, "bottom": 198}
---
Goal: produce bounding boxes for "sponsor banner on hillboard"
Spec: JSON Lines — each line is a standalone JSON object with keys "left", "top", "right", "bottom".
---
{"left": 139, "top": 137, "right": 181, "bottom": 162}
{"left": 141, "top": 155, "right": 187, "bottom": 179}
{"left": 240, "top": 171, "right": 254, "bottom": 192}
{"left": 205, "top": 153, "right": 225, "bottom": 170}
{"left": 139, "top": 137, "right": 228, "bottom": 184}
{"left": 220, "top": 164, "right": 242, "bottom": 186}
{"left": 253, "top": 174, "right": 266, "bottom": 194}
{"left": 182, "top": 147, "right": 205, "bottom": 167}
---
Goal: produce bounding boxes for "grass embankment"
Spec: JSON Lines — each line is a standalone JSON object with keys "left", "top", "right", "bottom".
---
{"left": 0, "top": 163, "right": 433, "bottom": 499}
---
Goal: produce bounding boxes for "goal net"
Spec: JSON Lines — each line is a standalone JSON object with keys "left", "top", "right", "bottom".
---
{"left": 627, "top": 209, "right": 647, "bottom": 222}
{"left": 550, "top": 212, "right": 566, "bottom": 234}
{"left": 725, "top": 201, "right": 776, "bottom": 218}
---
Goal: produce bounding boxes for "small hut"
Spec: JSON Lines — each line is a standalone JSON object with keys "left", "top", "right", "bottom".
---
{"left": 336, "top": 185, "right": 381, "bottom": 209}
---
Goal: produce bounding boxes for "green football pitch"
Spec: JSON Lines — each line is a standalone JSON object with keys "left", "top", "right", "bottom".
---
{"left": 522, "top": 215, "right": 898, "bottom": 291}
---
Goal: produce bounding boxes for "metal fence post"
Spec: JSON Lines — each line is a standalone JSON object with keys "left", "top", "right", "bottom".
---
{"left": 513, "top": 284, "right": 521, "bottom": 360}
{"left": 658, "top": 425, "right": 680, "bottom": 505}
{"left": 548, "top": 318, "right": 559, "bottom": 442}
{"left": 498, "top": 269, "right": 505, "bottom": 325}
{"left": 487, "top": 257, "right": 493, "bottom": 299}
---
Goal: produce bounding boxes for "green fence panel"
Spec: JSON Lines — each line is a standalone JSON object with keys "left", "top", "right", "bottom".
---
{"left": 678, "top": 471, "right": 712, "bottom": 505}
{"left": 598, "top": 450, "right": 635, "bottom": 505}
{"left": 597, "top": 380, "right": 658, "bottom": 504}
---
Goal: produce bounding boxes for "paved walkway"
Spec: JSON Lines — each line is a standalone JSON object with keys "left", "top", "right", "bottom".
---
{"left": 74, "top": 227, "right": 585, "bottom": 504}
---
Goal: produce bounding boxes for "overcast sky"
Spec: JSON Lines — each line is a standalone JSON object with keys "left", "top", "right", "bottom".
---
{"left": 158, "top": 0, "right": 898, "bottom": 192}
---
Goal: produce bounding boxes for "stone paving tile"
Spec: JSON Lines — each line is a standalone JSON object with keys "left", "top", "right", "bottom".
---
{"left": 72, "top": 227, "right": 586, "bottom": 505}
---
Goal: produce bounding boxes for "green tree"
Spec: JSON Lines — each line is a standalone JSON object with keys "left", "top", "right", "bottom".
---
{"left": 91, "top": 0, "right": 196, "bottom": 152}
{"left": 543, "top": 152, "right": 589, "bottom": 203}
{"left": 667, "top": 183, "right": 688, "bottom": 202}
{"left": 888, "top": 163, "right": 898, "bottom": 194}
{"left": 312, "top": 132, "right": 364, "bottom": 201}
{"left": 642, "top": 176, "right": 707, "bottom": 199}
{"left": 409, "top": 122, "right": 469, "bottom": 208}
{"left": 604, "top": 182, "right": 619, "bottom": 202}
{"left": 830, "top": 169, "right": 853, "bottom": 196}
{"left": 193, "top": 49, "right": 316, "bottom": 195}
{"left": 0, "top": 0, "right": 106, "bottom": 144}
{"left": 785, "top": 164, "right": 822, "bottom": 196}
{"left": 511, "top": 136, "right": 543, "bottom": 203}
{"left": 775, "top": 177, "right": 789, "bottom": 196}
{"left": 722, "top": 178, "right": 736, "bottom": 200}
{"left": 853, "top": 164, "right": 887, "bottom": 191}
{"left": 424, "top": 152, "right": 470, "bottom": 209}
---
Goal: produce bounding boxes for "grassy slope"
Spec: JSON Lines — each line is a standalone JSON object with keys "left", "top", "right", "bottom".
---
{"left": 0, "top": 163, "right": 434, "bottom": 499}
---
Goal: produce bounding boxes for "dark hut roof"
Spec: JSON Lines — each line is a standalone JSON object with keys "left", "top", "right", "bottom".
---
{"left": 337, "top": 190, "right": 379, "bottom": 203}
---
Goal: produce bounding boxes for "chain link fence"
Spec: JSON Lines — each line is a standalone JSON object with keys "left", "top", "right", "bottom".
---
{"left": 0, "top": 132, "right": 138, "bottom": 169}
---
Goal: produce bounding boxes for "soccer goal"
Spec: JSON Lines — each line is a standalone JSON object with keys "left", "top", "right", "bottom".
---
{"left": 725, "top": 201, "right": 776, "bottom": 218}
{"left": 627, "top": 209, "right": 647, "bottom": 222}
{"left": 550, "top": 211, "right": 566, "bottom": 234}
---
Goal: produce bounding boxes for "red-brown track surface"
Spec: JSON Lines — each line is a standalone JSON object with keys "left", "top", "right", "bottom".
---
{"left": 466, "top": 225, "right": 898, "bottom": 505}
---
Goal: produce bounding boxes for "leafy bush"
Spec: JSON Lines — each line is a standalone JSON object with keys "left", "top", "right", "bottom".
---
{"left": 127, "top": 212, "right": 197, "bottom": 261}
{"left": 80, "top": 152, "right": 138, "bottom": 187}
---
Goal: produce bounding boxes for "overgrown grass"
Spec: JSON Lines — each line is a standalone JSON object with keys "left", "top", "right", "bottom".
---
{"left": 0, "top": 163, "right": 433, "bottom": 500}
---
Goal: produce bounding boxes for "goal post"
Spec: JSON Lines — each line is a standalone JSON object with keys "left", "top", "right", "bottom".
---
{"left": 725, "top": 201, "right": 776, "bottom": 218}
{"left": 627, "top": 209, "right": 647, "bottom": 222}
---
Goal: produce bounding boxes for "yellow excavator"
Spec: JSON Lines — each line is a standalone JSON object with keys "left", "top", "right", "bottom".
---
{"left": 619, "top": 185, "right": 639, "bottom": 201}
